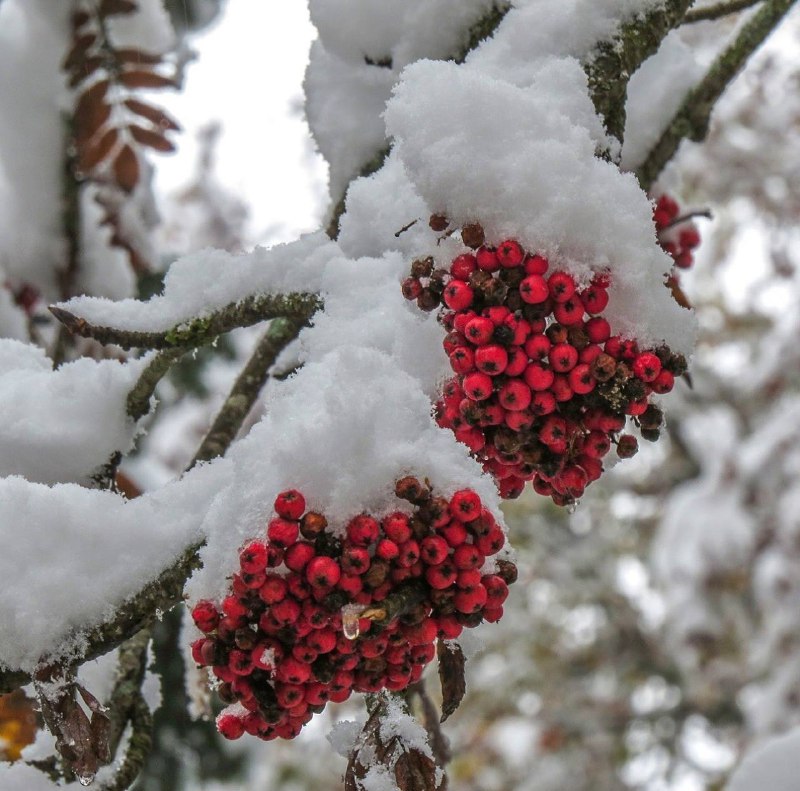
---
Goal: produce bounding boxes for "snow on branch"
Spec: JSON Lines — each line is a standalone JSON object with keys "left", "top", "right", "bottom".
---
{"left": 684, "top": 0, "right": 764, "bottom": 23}
{"left": 636, "top": 0, "right": 799, "bottom": 188}
{"left": 0, "top": 340, "right": 149, "bottom": 485}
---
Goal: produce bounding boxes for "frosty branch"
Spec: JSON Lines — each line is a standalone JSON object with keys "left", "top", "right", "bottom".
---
{"left": 636, "top": 0, "right": 798, "bottom": 188}
{"left": 684, "top": 0, "right": 764, "bottom": 23}
{"left": 49, "top": 291, "right": 321, "bottom": 350}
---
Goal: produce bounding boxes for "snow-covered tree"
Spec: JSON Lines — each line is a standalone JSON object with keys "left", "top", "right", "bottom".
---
{"left": 0, "top": 1, "right": 798, "bottom": 789}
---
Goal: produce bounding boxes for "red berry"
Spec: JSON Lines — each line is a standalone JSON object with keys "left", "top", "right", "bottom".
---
{"left": 524, "top": 255, "right": 549, "bottom": 275}
{"left": 548, "top": 271, "right": 576, "bottom": 302}
{"left": 498, "top": 380, "right": 532, "bottom": 411}
{"left": 632, "top": 352, "right": 662, "bottom": 382}
{"left": 463, "top": 371, "right": 493, "bottom": 401}
{"left": 451, "top": 253, "right": 477, "bottom": 279}
{"left": 443, "top": 280, "right": 474, "bottom": 310}
{"left": 306, "top": 556, "right": 341, "bottom": 589}
{"left": 519, "top": 275, "right": 549, "bottom": 304}
{"left": 453, "top": 586, "right": 488, "bottom": 614}
{"left": 475, "top": 344, "right": 508, "bottom": 375}
{"left": 524, "top": 364, "right": 554, "bottom": 392}
{"left": 267, "top": 518, "right": 299, "bottom": 548}
{"left": 284, "top": 542, "right": 315, "bottom": 572}
{"left": 376, "top": 539, "right": 400, "bottom": 561}
{"left": 217, "top": 712, "right": 245, "bottom": 740}
{"left": 274, "top": 490, "right": 306, "bottom": 521}
{"left": 465, "top": 316, "right": 495, "bottom": 345}
{"left": 191, "top": 600, "right": 219, "bottom": 633}
{"left": 567, "top": 363, "right": 595, "bottom": 394}
{"left": 382, "top": 512, "right": 412, "bottom": 543}
{"left": 420, "top": 535, "right": 449, "bottom": 565}
{"left": 585, "top": 317, "right": 610, "bottom": 343}
{"left": 476, "top": 246, "right": 500, "bottom": 271}
{"left": 449, "top": 346, "right": 475, "bottom": 374}
{"left": 497, "top": 239, "right": 524, "bottom": 267}
{"left": 449, "top": 489, "right": 482, "bottom": 522}
{"left": 346, "top": 515, "right": 380, "bottom": 546}
{"left": 548, "top": 343, "right": 578, "bottom": 372}
{"left": 651, "top": 369, "right": 675, "bottom": 394}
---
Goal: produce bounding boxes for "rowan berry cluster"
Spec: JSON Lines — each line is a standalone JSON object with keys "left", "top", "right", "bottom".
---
{"left": 653, "top": 194, "right": 701, "bottom": 269}
{"left": 191, "top": 480, "right": 515, "bottom": 741}
{"left": 402, "top": 220, "right": 686, "bottom": 505}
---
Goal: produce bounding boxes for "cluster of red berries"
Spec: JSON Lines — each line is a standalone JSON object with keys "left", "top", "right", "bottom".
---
{"left": 402, "top": 220, "right": 686, "bottom": 505}
{"left": 191, "top": 480, "right": 516, "bottom": 741}
{"left": 653, "top": 194, "right": 701, "bottom": 270}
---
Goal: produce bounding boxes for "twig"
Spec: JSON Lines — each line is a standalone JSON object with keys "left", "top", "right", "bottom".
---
{"left": 126, "top": 349, "right": 184, "bottom": 420}
{"left": 408, "top": 680, "right": 452, "bottom": 766}
{"left": 585, "top": 0, "right": 695, "bottom": 146}
{"left": 189, "top": 315, "right": 309, "bottom": 467}
{"left": 49, "top": 291, "right": 321, "bottom": 350}
{"left": 684, "top": 0, "right": 763, "bottom": 23}
{"left": 361, "top": 580, "right": 428, "bottom": 626}
{"left": 100, "top": 694, "right": 153, "bottom": 791}
{"left": 636, "top": 0, "right": 799, "bottom": 189}
{"left": 663, "top": 209, "right": 713, "bottom": 228}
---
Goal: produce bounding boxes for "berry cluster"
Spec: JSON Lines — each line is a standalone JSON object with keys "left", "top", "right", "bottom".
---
{"left": 402, "top": 221, "right": 686, "bottom": 505}
{"left": 191, "top": 480, "right": 515, "bottom": 741}
{"left": 653, "top": 194, "right": 701, "bottom": 270}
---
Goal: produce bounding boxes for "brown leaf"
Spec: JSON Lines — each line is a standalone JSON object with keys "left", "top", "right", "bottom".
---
{"left": 129, "top": 124, "right": 175, "bottom": 152}
{"left": 78, "top": 126, "right": 119, "bottom": 172}
{"left": 119, "top": 70, "right": 176, "bottom": 90}
{"left": 116, "top": 48, "right": 164, "bottom": 65}
{"left": 437, "top": 640, "right": 466, "bottom": 723}
{"left": 99, "top": 0, "right": 138, "bottom": 17}
{"left": 346, "top": 694, "right": 446, "bottom": 791}
{"left": 71, "top": 10, "right": 91, "bottom": 31}
{"left": 124, "top": 98, "right": 180, "bottom": 131}
{"left": 63, "top": 33, "right": 98, "bottom": 72}
{"left": 0, "top": 690, "right": 38, "bottom": 762}
{"left": 666, "top": 274, "right": 692, "bottom": 309}
{"left": 68, "top": 56, "right": 106, "bottom": 89}
{"left": 113, "top": 144, "right": 140, "bottom": 192}
{"left": 74, "top": 79, "right": 111, "bottom": 141}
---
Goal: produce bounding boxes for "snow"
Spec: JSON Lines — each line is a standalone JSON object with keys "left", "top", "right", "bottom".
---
{"left": 187, "top": 344, "right": 502, "bottom": 602}
{"left": 0, "top": 461, "right": 223, "bottom": 672}
{"left": 0, "top": 340, "right": 149, "bottom": 485}
{"left": 308, "top": 0, "right": 495, "bottom": 68}
{"left": 106, "top": 0, "right": 176, "bottom": 53}
{"left": 621, "top": 30, "right": 706, "bottom": 171}
{"left": 384, "top": 57, "right": 696, "bottom": 354}
{"left": 725, "top": 727, "right": 800, "bottom": 791}
{"left": 328, "top": 719, "right": 365, "bottom": 758}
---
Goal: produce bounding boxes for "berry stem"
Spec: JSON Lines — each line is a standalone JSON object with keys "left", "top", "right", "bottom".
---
{"left": 361, "top": 579, "right": 428, "bottom": 627}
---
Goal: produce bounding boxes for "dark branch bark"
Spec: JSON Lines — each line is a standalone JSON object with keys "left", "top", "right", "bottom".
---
{"left": 126, "top": 349, "right": 184, "bottom": 420}
{"left": 585, "top": 0, "right": 695, "bottom": 146}
{"left": 189, "top": 316, "right": 309, "bottom": 467}
{"left": 636, "top": 0, "right": 798, "bottom": 189}
{"left": 684, "top": 0, "right": 763, "bottom": 22}
{"left": 49, "top": 291, "right": 321, "bottom": 350}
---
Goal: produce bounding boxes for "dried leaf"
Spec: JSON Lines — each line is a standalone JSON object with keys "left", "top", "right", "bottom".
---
{"left": 71, "top": 10, "right": 91, "bottom": 31}
{"left": 119, "top": 70, "right": 176, "bottom": 90}
{"left": 74, "top": 79, "right": 111, "bottom": 141}
{"left": 346, "top": 694, "right": 446, "bottom": 791}
{"left": 116, "top": 48, "right": 164, "bottom": 65}
{"left": 0, "top": 690, "right": 38, "bottom": 762}
{"left": 666, "top": 274, "right": 692, "bottom": 309}
{"left": 99, "top": 0, "right": 138, "bottom": 17}
{"left": 63, "top": 33, "right": 98, "bottom": 72}
{"left": 68, "top": 56, "right": 106, "bottom": 89}
{"left": 437, "top": 640, "right": 466, "bottom": 723}
{"left": 113, "top": 144, "right": 140, "bottom": 192}
{"left": 78, "top": 126, "right": 119, "bottom": 172}
{"left": 129, "top": 124, "right": 175, "bottom": 152}
{"left": 124, "top": 98, "right": 180, "bottom": 131}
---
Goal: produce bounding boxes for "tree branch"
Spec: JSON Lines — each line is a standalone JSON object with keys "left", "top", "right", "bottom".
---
{"left": 585, "top": 0, "right": 695, "bottom": 146}
{"left": 684, "top": 0, "right": 763, "bottom": 23}
{"left": 189, "top": 315, "right": 309, "bottom": 467}
{"left": 49, "top": 291, "right": 322, "bottom": 350}
{"left": 126, "top": 349, "right": 185, "bottom": 420}
{"left": 636, "top": 0, "right": 798, "bottom": 189}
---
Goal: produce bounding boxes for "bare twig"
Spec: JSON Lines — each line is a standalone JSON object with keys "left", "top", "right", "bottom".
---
{"left": 126, "top": 348, "right": 184, "bottom": 420}
{"left": 49, "top": 291, "right": 321, "bottom": 350}
{"left": 684, "top": 0, "right": 763, "bottom": 23}
{"left": 636, "top": 0, "right": 799, "bottom": 189}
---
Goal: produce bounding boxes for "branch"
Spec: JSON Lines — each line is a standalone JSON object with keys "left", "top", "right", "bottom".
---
{"left": 636, "top": 0, "right": 798, "bottom": 189}
{"left": 361, "top": 580, "right": 428, "bottom": 627}
{"left": 585, "top": 0, "right": 695, "bottom": 146}
{"left": 126, "top": 349, "right": 184, "bottom": 420}
{"left": 49, "top": 291, "right": 322, "bottom": 350}
{"left": 189, "top": 315, "right": 309, "bottom": 467}
{"left": 684, "top": 0, "right": 763, "bottom": 23}
{"left": 100, "top": 695, "right": 152, "bottom": 791}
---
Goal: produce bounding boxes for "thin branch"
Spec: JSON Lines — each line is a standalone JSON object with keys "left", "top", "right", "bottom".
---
{"left": 126, "top": 348, "right": 184, "bottom": 420}
{"left": 49, "top": 291, "right": 322, "bottom": 350}
{"left": 408, "top": 680, "right": 452, "bottom": 766}
{"left": 100, "top": 695, "right": 153, "bottom": 791}
{"left": 189, "top": 315, "right": 309, "bottom": 467}
{"left": 636, "top": 0, "right": 799, "bottom": 189}
{"left": 585, "top": 0, "right": 695, "bottom": 146}
{"left": 105, "top": 631, "right": 151, "bottom": 759}
{"left": 684, "top": 0, "right": 763, "bottom": 22}
{"left": 361, "top": 580, "right": 428, "bottom": 627}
